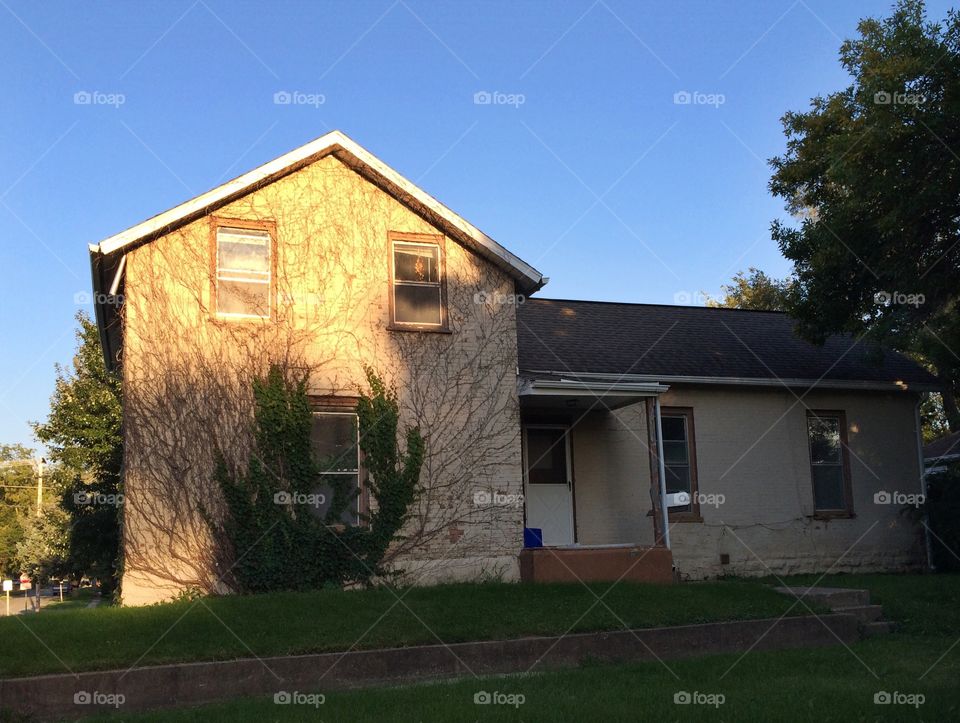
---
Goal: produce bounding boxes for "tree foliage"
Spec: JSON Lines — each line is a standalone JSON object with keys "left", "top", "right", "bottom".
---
{"left": 33, "top": 312, "right": 123, "bottom": 592}
{"left": 705, "top": 268, "right": 792, "bottom": 311}
{"left": 213, "top": 365, "right": 424, "bottom": 594}
{"left": 769, "top": 0, "right": 960, "bottom": 430}
{"left": 0, "top": 444, "right": 36, "bottom": 576}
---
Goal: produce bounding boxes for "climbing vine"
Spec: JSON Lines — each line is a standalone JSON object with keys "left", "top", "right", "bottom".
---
{"left": 211, "top": 365, "right": 423, "bottom": 593}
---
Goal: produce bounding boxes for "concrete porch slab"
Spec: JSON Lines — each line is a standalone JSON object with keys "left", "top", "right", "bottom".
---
{"left": 519, "top": 545, "right": 674, "bottom": 584}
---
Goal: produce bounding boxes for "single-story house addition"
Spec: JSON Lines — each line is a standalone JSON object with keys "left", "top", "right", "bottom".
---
{"left": 88, "top": 131, "right": 937, "bottom": 605}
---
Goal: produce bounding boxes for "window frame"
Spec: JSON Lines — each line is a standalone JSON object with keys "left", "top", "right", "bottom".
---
{"left": 209, "top": 217, "right": 277, "bottom": 322}
{"left": 387, "top": 231, "right": 449, "bottom": 332}
{"left": 660, "top": 406, "right": 701, "bottom": 522}
{"left": 806, "top": 409, "right": 854, "bottom": 518}
{"left": 310, "top": 396, "right": 367, "bottom": 527}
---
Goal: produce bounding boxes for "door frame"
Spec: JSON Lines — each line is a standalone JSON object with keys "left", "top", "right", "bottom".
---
{"left": 522, "top": 422, "right": 577, "bottom": 545}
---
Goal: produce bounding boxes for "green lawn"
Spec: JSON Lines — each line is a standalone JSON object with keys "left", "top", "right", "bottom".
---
{"left": 38, "top": 587, "right": 99, "bottom": 612}
{"left": 87, "top": 573, "right": 960, "bottom": 722}
{"left": 0, "top": 579, "right": 809, "bottom": 678}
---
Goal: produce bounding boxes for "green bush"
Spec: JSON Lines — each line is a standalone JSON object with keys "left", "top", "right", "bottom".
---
{"left": 211, "top": 365, "right": 424, "bottom": 593}
{"left": 923, "top": 466, "right": 960, "bottom": 572}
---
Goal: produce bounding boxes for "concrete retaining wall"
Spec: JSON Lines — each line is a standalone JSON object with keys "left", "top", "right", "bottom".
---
{"left": 0, "top": 613, "right": 859, "bottom": 719}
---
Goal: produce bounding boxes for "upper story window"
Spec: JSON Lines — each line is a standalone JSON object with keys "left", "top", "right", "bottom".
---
{"left": 390, "top": 234, "right": 446, "bottom": 329}
{"left": 806, "top": 411, "right": 853, "bottom": 516}
{"left": 216, "top": 226, "right": 272, "bottom": 319}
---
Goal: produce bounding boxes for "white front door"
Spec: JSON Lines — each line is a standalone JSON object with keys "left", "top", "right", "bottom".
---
{"left": 523, "top": 425, "right": 574, "bottom": 546}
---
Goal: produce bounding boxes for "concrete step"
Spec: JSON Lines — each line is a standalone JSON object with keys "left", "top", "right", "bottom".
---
{"left": 773, "top": 586, "right": 870, "bottom": 608}
{"left": 861, "top": 620, "right": 896, "bottom": 637}
{"left": 832, "top": 604, "right": 884, "bottom": 623}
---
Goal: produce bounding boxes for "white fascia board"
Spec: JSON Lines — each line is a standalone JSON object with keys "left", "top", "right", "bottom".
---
{"left": 522, "top": 369, "right": 937, "bottom": 393}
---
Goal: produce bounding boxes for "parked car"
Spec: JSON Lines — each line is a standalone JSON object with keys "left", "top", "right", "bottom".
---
{"left": 41, "top": 580, "right": 72, "bottom": 597}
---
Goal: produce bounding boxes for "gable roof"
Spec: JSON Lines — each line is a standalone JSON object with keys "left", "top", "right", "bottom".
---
{"left": 517, "top": 298, "right": 939, "bottom": 391}
{"left": 89, "top": 129, "right": 545, "bottom": 293}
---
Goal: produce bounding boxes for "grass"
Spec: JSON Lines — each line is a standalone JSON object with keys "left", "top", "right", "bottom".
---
{"left": 38, "top": 587, "right": 99, "bottom": 612}
{"left": 0, "top": 579, "right": 810, "bottom": 678}
{"left": 87, "top": 573, "right": 960, "bottom": 722}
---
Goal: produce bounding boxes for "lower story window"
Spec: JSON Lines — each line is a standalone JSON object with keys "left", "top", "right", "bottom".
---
{"left": 661, "top": 407, "right": 698, "bottom": 514}
{"left": 311, "top": 406, "right": 362, "bottom": 525}
{"left": 807, "top": 411, "right": 852, "bottom": 515}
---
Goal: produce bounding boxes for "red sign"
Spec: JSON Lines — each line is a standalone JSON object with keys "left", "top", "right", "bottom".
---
{"left": 19, "top": 574, "right": 30, "bottom": 585}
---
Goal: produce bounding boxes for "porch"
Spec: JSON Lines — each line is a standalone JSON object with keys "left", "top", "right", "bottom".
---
{"left": 517, "top": 375, "right": 680, "bottom": 584}
{"left": 518, "top": 544, "right": 674, "bottom": 584}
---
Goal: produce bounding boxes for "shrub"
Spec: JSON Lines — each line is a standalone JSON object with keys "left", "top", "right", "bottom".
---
{"left": 212, "top": 365, "right": 423, "bottom": 593}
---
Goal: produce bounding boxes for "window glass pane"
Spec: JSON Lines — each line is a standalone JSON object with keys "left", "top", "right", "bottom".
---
{"left": 218, "top": 229, "right": 270, "bottom": 274}
{"left": 812, "top": 465, "right": 846, "bottom": 510}
{"left": 311, "top": 473, "right": 360, "bottom": 526}
{"left": 311, "top": 412, "right": 360, "bottom": 526}
{"left": 526, "top": 428, "right": 567, "bottom": 485}
{"left": 395, "top": 244, "right": 439, "bottom": 283}
{"left": 661, "top": 416, "right": 686, "bottom": 442}
{"left": 217, "top": 279, "right": 270, "bottom": 317}
{"left": 311, "top": 413, "right": 359, "bottom": 473}
{"left": 664, "top": 464, "right": 691, "bottom": 495}
{"left": 394, "top": 285, "right": 442, "bottom": 325}
{"left": 663, "top": 440, "right": 688, "bottom": 465}
{"left": 808, "top": 416, "right": 841, "bottom": 464}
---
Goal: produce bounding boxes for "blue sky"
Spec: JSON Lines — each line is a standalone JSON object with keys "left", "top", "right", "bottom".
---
{"left": 0, "top": 0, "right": 952, "bottom": 448}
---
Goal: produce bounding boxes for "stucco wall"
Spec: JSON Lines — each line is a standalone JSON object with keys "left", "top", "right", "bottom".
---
{"left": 567, "top": 386, "right": 926, "bottom": 578}
{"left": 120, "top": 154, "right": 525, "bottom": 605}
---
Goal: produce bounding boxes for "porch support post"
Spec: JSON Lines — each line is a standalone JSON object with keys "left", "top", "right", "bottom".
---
{"left": 654, "top": 396, "right": 671, "bottom": 550}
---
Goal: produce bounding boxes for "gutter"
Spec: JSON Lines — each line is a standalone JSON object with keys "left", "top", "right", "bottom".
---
{"left": 522, "top": 369, "right": 940, "bottom": 393}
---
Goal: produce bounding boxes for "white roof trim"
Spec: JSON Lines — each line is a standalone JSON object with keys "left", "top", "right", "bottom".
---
{"left": 89, "top": 130, "right": 544, "bottom": 292}
{"left": 522, "top": 370, "right": 936, "bottom": 392}
{"left": 521, "top": 379, "right": 669, "bottom": 396}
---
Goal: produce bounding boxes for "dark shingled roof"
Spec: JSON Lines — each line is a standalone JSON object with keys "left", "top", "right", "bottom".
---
{"left": 924, "top": 431, "right": 960, "bottom": 460}
{"left": 517, "top": 298, "right": 938, "bottom": 388}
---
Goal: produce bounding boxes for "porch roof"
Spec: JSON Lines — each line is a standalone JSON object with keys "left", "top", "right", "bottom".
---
{"left": 518, "top": 374, "right": 668, "bottom": 411}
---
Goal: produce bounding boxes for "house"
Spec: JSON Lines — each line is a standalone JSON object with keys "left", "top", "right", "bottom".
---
{"left": 89, "top": 131, "right": 937, "bottom": 605}
{"left": 924, "top": 430, "right": 960, "bottom": 475}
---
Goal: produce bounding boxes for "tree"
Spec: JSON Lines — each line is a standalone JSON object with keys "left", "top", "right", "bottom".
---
{"left": 211, "top": 365, "right": 423, "bottom": 594}
{"left": 705, "top": 268, "right": 792, "bottom": 311}
{"left": 0, "top": 444, "right": 37, "bottom": 576}
{"left": 769, "top": 0, "right": 960, "bottom": 430}
{"left": 33, "top": 312, "right": 123, "bottom": 593}
{"left": 16, "top": 505, "right": 70, "bottom": 581}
